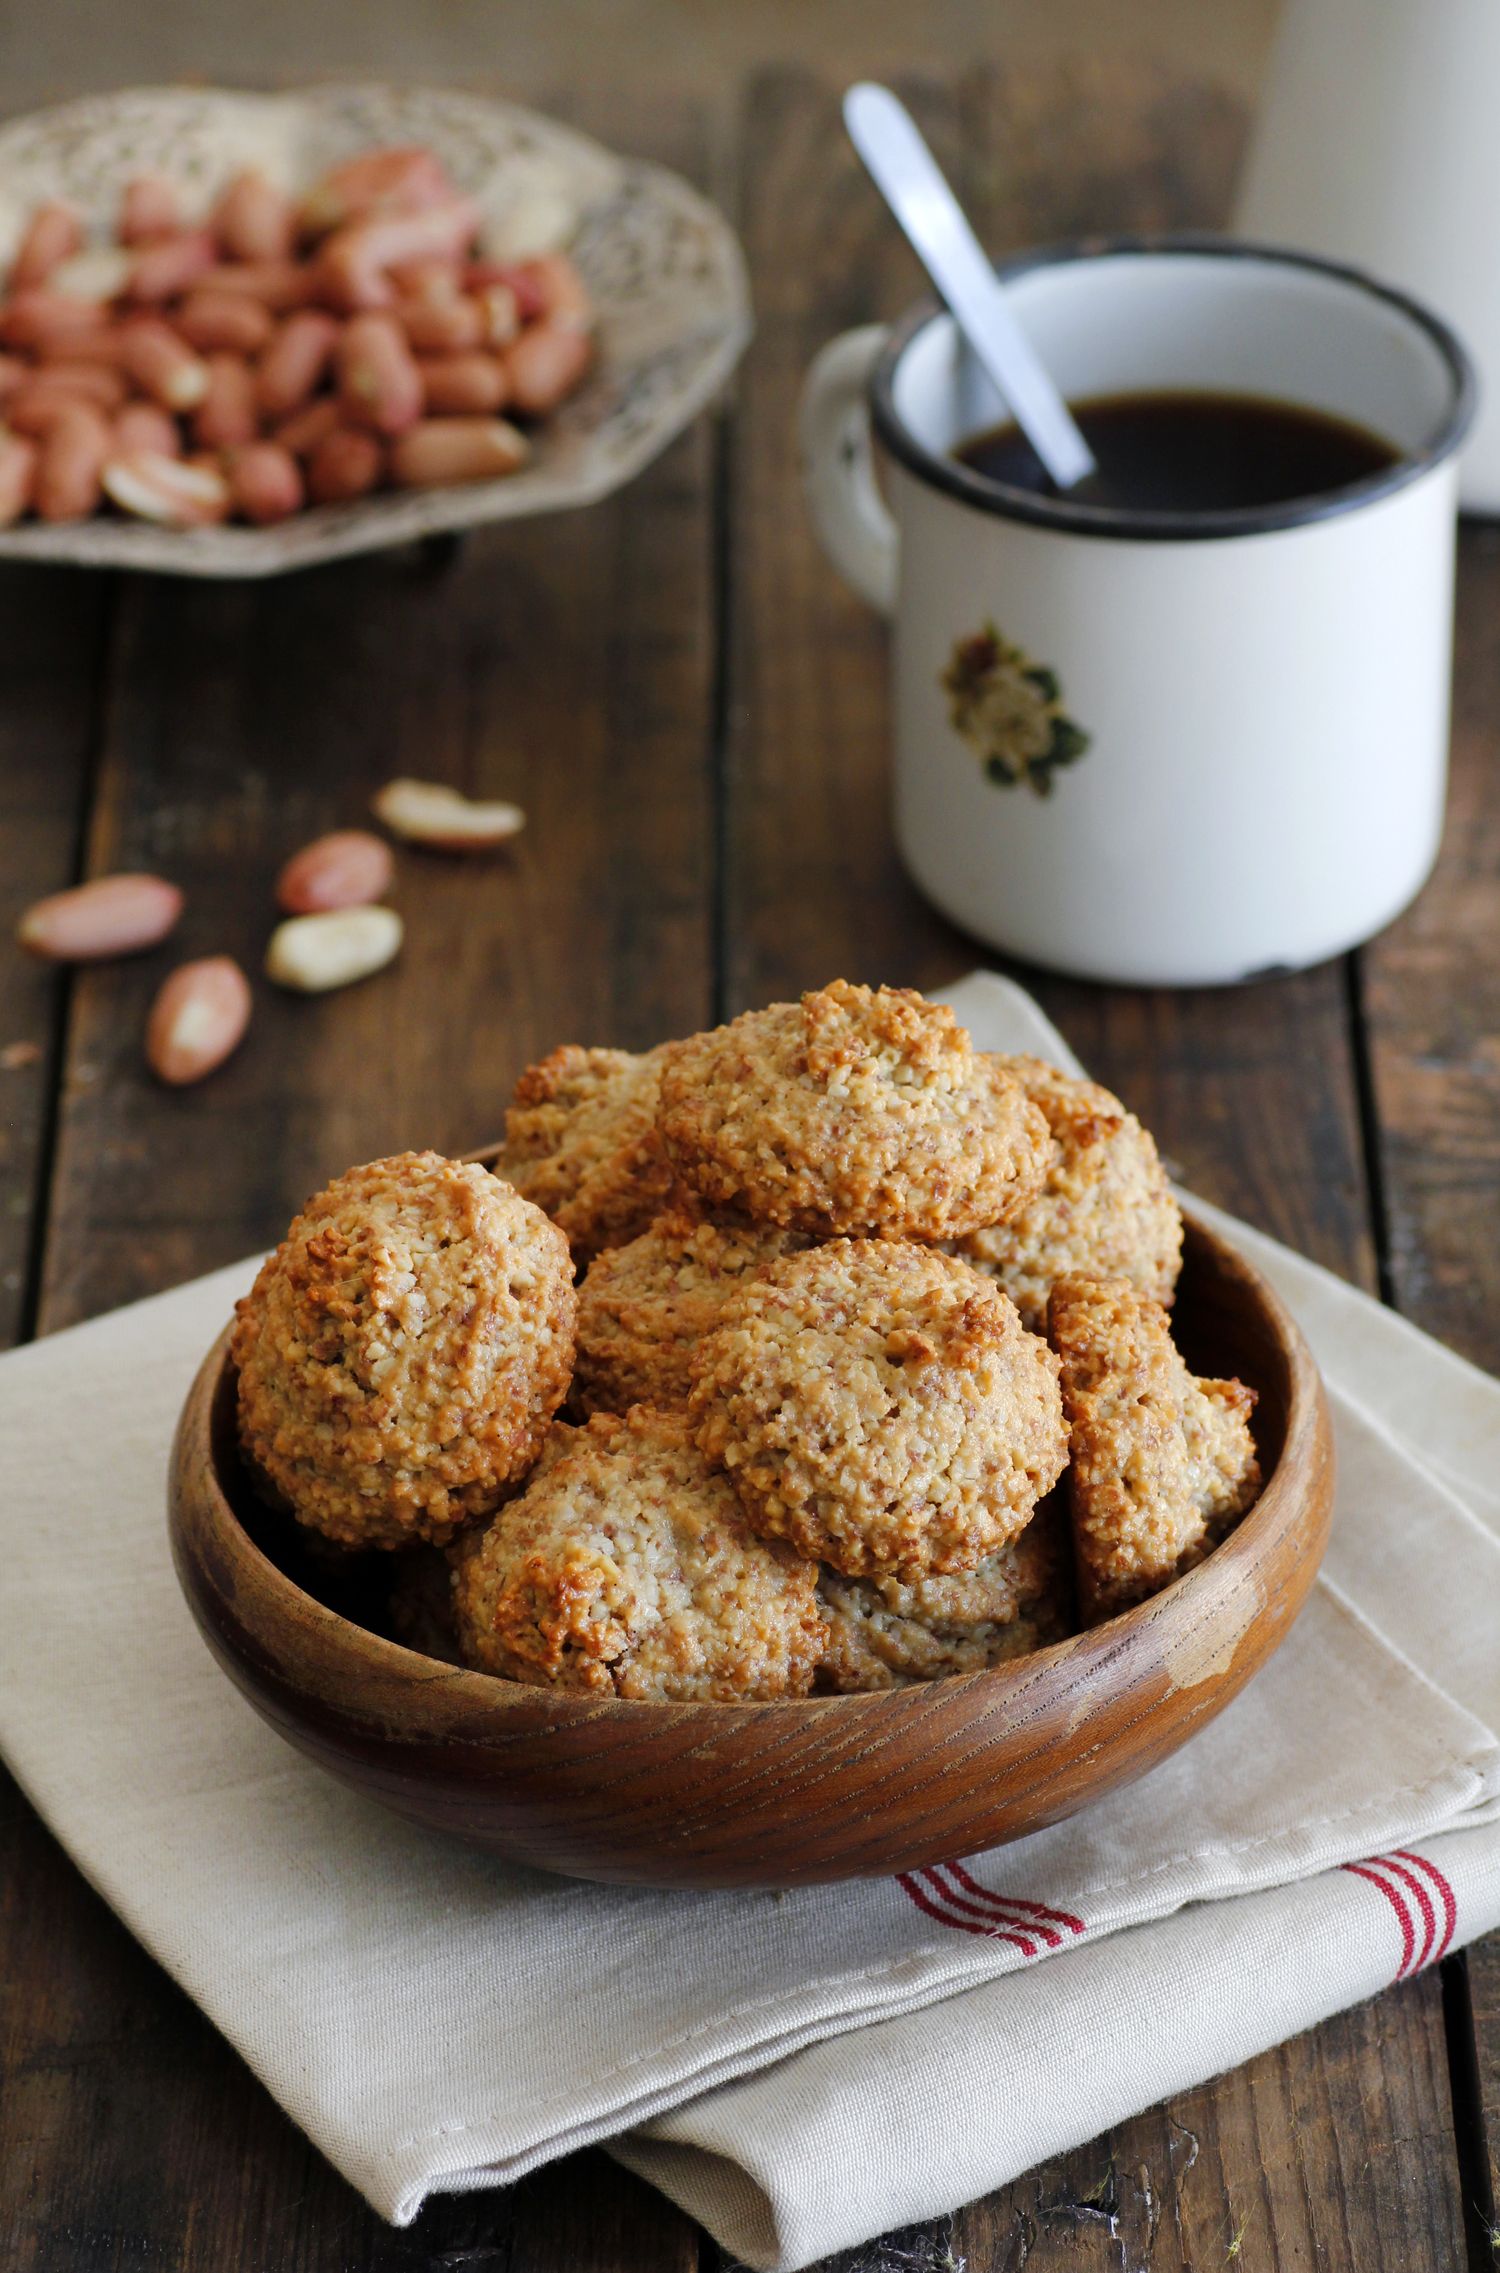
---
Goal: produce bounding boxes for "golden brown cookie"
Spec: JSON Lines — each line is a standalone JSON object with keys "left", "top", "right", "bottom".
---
{"left": 657, "top": 981, "right": 1054, "bottom": 1239}
{"left": 1048, "top": 1272, "right": 1260, "bottom": 1622}
{"left": 949, "top": 1056, "right": 1182, "bottom": 1329}
{"left": 451, "top": 1408, "right": 826, "bottom": 1701}
{"left": 499, "top": 1041, "right": 677, "bottom": 1263}
{"left": 233, "top": 1152, "right": 575, "bottom": 1551}
{"left": 690, "top": 1239, "right": 1069, "bottom": 1578}
{"left": 817, "top": 1501, "right": 1071, "bottom": 1690}
{"left": 573, "top": 1207, "right": 811, "bottom": 1415}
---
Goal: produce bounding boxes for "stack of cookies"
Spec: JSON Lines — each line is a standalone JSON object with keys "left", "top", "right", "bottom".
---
{"left": 231, "top": 981, "right": 1261, "bottom": 1703}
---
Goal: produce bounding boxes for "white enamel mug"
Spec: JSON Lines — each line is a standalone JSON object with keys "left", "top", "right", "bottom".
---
{"left": 800, "top": 237, "right": 1474, "bottom": 986}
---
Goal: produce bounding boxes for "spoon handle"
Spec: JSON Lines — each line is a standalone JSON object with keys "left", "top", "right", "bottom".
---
{"left": 843, "top": 82, "right": 1098, "bottom": 492}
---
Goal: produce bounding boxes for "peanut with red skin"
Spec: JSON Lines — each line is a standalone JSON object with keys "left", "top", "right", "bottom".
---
{"left": 6, "top": 367, "right": 126, "bottom": 428}
{"left": 504, "top": 319, "right": 593, "bottom": 417}
{"left": 0, "top": 430, "right": 37, "bottom": 524}
{"left": 0, "top": 289, "right": 106, "bottom": 352}
{"left": 472, "top": 282, "right": 521, "bottom": 348}
{"left": 469, "top": 257, "right": 546, "bottom": 318}
{"left": 419, "top": 351, "right": 507, "bottom": 415}
{"left": 389, "top": 417, "right": 529, "bottom": 488}
{"left": 145, "top": 956, "right": 251, "bottom": 1085}
{"left": 103, "top": 449, "right": 231, "bottom": 526}
{"left": 176, "top": 289, "right": 274, "bottom": 355}
{"left": 128, "top": 229, "right": 218, "bottom": 305}
{"left": 265, "top": 905, "right": 403, "bottom": 992}
{"left": 300, "top": 146, "right": 455, "bottom": 237}
{"left": 257, "top": 308, "right": 340, "bottom": 418}
{"left": 0, "top": 353, "right": 23, "bottom": 400}
{"left": 273, "top": 395, "right": 341, "bottom": 458}
{"left": 513, "top": 251, "right": 592, "bottom": 330}
{"left": 317, "top": 196, "right": 481, "bottom": 312}
{"left": 389, "top": 255, "right": 463, "bottom": 304}
{"left": 34, "top": 403, "right": 109, "bottom": 520}
{"left": 36, "top": 327, "right": 126, "bottom": 368}
{"left": 211, "top": 168, "right": 295, "bottom": 263}
{"left": 396, "top": 294, "right": 485, "bottom": 353}
{"left": 119, "top": 174, "right": 181, "bottom": 244}
{"left": 114, "top": 401, "right": 181, "bottom": 457}
{"left": 9, "top": 201, "right": 82, "bottom": 291}
{"left": 18, "top": 872, "right": 183, "bottom": 961}
{"left": 306, "top": 424, "right": 384, "bottom": 503}
{"left": 227, "top": 440, "right": 304, "bottom": 524}
{"left": 275, "top": 828, "right": 393, "bottom": 913}
{"left": 338, "top": 312, "right": 423, "bottom": 435}
{"left": 197, "top": 260, "right": 314, "bottom": 310}
{"left": 120, "top": 317, "right": 210, "bottom": 411}
{"left": 194, "top": 353, "right": 259, "bottom": 449}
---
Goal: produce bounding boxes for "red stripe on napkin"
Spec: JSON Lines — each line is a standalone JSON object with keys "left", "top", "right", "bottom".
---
{"left": 897, "top": 1871, "right": 1037, "bottom": 1955}
{"left": 1342, "top": 1859, "right": 1416, "bottom": 1978}
{"left": 1392, "top": 1849, "right": 1459, "bottom": 1962}
{"left": 946, "top": 1863, "right": 1086, "bottom": 1937}
{"left": 1377, "top": 1853, "right": 1438, "bottom": 1972}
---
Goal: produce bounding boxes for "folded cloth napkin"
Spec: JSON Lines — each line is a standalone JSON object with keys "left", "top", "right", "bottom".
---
{"left": 1, "top": 972, "right": 1497, "bottom": 2271}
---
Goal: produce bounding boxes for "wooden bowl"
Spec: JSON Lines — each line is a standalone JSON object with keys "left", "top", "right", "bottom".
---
{"left": 167, "top": 1209, "right": 1334, "bottom": 1889}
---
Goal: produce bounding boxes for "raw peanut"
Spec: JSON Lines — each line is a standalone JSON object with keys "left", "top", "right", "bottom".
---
{"left": 176, "top": 289, "right": 274, "bottom": 354}
{"left": 128, "top": 228, "right": 218, "bottom": 304}
{"left": 504, "top": 320, "right": 593, "bottom": 417}
{"left": 371, "top": 776, "right": 525, "bottom": 852}
{"left": 389, "top": 255, "right": 463, "bottom": 304}
{"left": 337, "top": 312, "right": 422, "bottom": 435}
{"left": 211, "top": 168, "right": 295, "bottom": 262}
{"left": 120, "top": 317, "right": 210, "bottom": 411}
{"left": 513, "top": 252, "right": 592, "bottom": 331}
{"left": 0, "top": 429, "right": 37, "bottom": 524}
{"left": 103, "top": 448, "right": 231, "bottom": 527}
{"left": 146, "top": 956, "right": 251, "bottom": 1085}
{"left": 305, "top": 424, "right": 384, "bottom": 503}
{"left": 275, "top": 828, "right": 393, "bottom": 914}
{"left": 257, "top": 309, "right": 340, "bottom": 418}
{"left": 227, "top": 439, "right": 303, "bottom": 524}
{"left": 11, "top": 361, "right": 126, "bottom": 411}
{"left": 36, "top": 327, "right": 126, "bottom": 368}
{"left": 472, "top": 282, "right": 520, "bottom": 348}
{"left": 265, "top": 904, "right": 403, "bottom": 993}
{"left": 6, "top": 392, "right": 88, "bottom": 440}
{"left": 396, "top": 294, "right": 484, "bottom": 353}
{"left": 197, "top": 260, "right": 313, "bottom": 309}
{"left": 18, "top": 872, "right": 183, "bottom": 961}
{"left": 419, "top": 351, "right": 507, "bottom": 415}
{"left": 389, "top": 417, "right": 529, "bottom": 489}
{"left": 114, "top": 401, "right": 181, "bottom": 457}
{"left": 49, "top": 246, "right": 134, "bottom": 303}
{"left": 34, "top": 403, "right": 109, "bottom": 520}
{"left": 119, "top": 174, "right": 181, "bottom": 244}
{"left": 300, "top": 147, "right": 455, "bottom": 237}
{"left": 194, "top": 353, "right": 259, "bottom": 449}
{"left": 9, "top": 201, "right": 82, "bottom": 290}
{"left": 469, "top": 258, "right": 545, "bottom": 317}
{"left": 316, "top": 196, "right": 481, "bottom": 312}
{"left": 0, "top": 288, "right": 107, "bottom": 351}
{"left": 0, "top": 352, "right": 27, "bottom": 399}
{"left": 273, "top": 395, "right": 341, "bottom": 458}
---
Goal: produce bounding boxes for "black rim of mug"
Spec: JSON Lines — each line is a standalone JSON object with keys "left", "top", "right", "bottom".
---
{"left": 868, "top": 231, "right": 1478, "bottom": 543}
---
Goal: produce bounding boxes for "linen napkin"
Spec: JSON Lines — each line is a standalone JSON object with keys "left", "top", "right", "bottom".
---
{"left": 0, "top": 971, "right": 1497, "bottom": 2270}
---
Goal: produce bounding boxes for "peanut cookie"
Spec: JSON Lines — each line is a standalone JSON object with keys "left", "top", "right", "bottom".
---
{"left": 1048, "top": 1272, "right": 1260, "bottom": 1621}
{"left": 451, "top": 1408, "right": 826, "bottom": 1701}
{"left": 691, "top": 1239, "right": 1068, "bottom": 1578}
{"left": 233, "top": 1151, "right": 575, "bottom": 1550}
{"left": 950, "top": 1056, "right": 1182, "bottom": 1329}
{"left": 499, "top": 1041, "right": 677, "bottom": 1263}
{"left": 573, "top": 1206, "right": 811, "bottom": 1415}
{"left": 817, "top": 1500, "right": 1071, "bottom": 1690}
{"left": 657, "top": 981, "right": 1054, "bottom": 1239}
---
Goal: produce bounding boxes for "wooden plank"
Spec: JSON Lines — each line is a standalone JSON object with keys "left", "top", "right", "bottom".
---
{"left": 0, "top": 92, "right": 714, "bottom": 2273}
{"left": 720, "top": 60, "right": 1463, "bottom": 2273}
{"left": 1359, "top": 522, "right": 1500, "bottom": 2250}
{"left": 0, "top": 567, "right": 111, "bottom": 1351}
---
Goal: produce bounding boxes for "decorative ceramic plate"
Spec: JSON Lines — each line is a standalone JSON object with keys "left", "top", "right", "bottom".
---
{"left": 0, "top": 83, "right": 752, "bottom": 577}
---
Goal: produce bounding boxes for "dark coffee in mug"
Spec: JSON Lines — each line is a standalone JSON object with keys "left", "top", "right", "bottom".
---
{"left": 954, "top": 389, "right": 1399, "bottom": 513}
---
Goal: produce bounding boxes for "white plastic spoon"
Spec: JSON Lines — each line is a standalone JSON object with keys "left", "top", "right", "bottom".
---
{"left": 843, "top": 81, "right": 1099, "bottom": 492}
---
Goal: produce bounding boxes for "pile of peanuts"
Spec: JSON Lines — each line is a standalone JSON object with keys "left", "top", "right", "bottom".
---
{"left": 0, "top": 145, "right": 594, "bottom": 529}
{"left": 16, "top": 777, "right": 524, "bottom": 1084}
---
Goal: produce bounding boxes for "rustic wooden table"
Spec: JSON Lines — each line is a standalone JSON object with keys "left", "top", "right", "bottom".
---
{"left": 1, "top": 61, "right": 1496, "bottom": 2273}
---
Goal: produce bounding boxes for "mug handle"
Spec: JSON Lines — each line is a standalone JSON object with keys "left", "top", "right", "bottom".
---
{"left": 799, "top": 325, "right": 899, "bottom": 614}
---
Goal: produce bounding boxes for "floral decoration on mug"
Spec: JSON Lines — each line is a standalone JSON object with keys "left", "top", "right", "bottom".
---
{"left": 941, "top": 622, "right": 1090, "bottom": 796}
